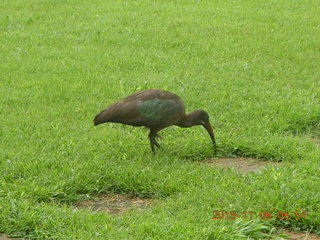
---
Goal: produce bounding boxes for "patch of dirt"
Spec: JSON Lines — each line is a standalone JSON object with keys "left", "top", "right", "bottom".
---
{"left": 310, "top": 122, "right": 319, "bottom": 145}
{"left": 204, "top": 157, "right": 280, "bottom": 173}
{"left": 312, "top": 137, "right": 320, "bottom": 145}
{"left": 280, "top": 230, "right": 320, "bottom": 240}
{"left": 76, "top": 194, "right": 153, "bottom": 214}
{"left": 0, "top": 234, "right": 25, "bottom": 240}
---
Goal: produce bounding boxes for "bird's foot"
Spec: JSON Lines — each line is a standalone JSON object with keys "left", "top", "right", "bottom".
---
{"left": 154, "top": 140, "right": 160, "bottom": 148}
{"left": 149, "top": 137, "right": 161, "bottom": 153}
{"left": 155, "top": 134, "right": 162, "bottom": 139}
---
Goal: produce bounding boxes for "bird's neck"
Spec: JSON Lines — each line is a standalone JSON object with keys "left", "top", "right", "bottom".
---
{"left": 177, "top": 113, "right": 196, "bottom": 128}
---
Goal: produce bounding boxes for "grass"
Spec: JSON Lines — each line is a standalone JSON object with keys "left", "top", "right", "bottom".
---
{"left": 1, "top": 0, "right": 320, "bottom": 239}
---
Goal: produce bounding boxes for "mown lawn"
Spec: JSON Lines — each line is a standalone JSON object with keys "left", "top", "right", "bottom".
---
{"left": 0, "top": 0, "right": 319, "bottom": 239}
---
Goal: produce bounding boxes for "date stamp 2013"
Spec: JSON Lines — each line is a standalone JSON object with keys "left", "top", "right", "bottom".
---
{"left": 211, "top": 210, "right": 307, "bottom": 220}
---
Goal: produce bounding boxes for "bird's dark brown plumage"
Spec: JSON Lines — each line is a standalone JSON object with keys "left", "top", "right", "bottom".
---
{"left": 94, "top": 89, "right": 216, "bottom": 153}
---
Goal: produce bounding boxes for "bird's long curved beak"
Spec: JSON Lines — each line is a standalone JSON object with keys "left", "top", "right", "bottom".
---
{"left": 203, "top": 122, "right": 217, "bottom": 152}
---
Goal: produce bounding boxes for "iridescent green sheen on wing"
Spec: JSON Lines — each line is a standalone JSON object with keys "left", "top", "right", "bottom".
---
{"left": 137, "top": 98, "right": 180, "bottom": 121}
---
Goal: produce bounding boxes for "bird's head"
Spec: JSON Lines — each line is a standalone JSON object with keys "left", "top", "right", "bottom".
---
{"left": 189, "top": 109, "right": 217, "bottom": 151}
{"left": 189, "top": 109, "right": 210, "bottom": 125}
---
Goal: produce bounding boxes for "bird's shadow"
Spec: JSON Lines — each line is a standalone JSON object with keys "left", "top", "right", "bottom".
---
{"left": 151, "top": 143, "right": 220, "bottom": 162}
{"left": 178, "top": 149, "right": 220, "bottom": 162}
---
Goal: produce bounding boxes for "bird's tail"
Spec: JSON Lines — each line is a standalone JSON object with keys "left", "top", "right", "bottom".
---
{"left": 93, "top": 109, "right": 109, "bottom": 125}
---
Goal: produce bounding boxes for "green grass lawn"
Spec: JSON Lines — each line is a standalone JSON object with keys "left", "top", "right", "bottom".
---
{"left": 1, "top": 0, "right": 320, "bottom": 239}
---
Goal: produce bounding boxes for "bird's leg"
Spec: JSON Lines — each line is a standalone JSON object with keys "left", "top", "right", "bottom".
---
{"left": 155, "top": 134, "right": 162, "bottom": 139}
{"left": 149, "top": 135, "right": 156, "bottom": 153}
{"left": 154, "top": 140, "right": 160, "bottom": 148}
{"left": 154, "top": 133, "right": 161, "bottom": 148}
{"left": 148, "top": 129, "right": 161, "bottom": 153}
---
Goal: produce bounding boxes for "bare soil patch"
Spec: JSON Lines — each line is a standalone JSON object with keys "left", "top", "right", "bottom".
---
{"left": 312, "top": 137, "right": 320, "bottom": 145}
{"left": 0, "top": 234, "right": 25, "bottom": 240}
{"left": 76, "top": 194, "right": 153, "bottom": 214}
{"left": 204, "top": 157, "right": 280, "bottom": 173}
{"left": 280, "top": 230, "right": 320, "bottom": 240}
{"left": 310, "top": 122, "right": 319, "bottom": 144}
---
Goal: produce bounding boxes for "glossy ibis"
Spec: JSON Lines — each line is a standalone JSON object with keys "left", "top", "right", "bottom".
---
{"left": 94, "top": 89, "right": 216, "bottom": 153}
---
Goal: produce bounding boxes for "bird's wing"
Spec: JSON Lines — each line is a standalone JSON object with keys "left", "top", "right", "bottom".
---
{"left": 137, "top": 98, "right": 182, "bottom": 122}
{"left": 94, "top": 89, "right": 185, "bottom": 127}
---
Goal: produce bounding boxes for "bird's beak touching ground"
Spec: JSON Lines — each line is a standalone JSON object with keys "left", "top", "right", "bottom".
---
{"left": 203, "top": 122, "right": 217, "bottom": 152}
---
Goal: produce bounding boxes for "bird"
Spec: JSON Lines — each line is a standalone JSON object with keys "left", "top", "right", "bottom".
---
{"left": 94, "top": 89, "right": 216, "bottom": 153}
